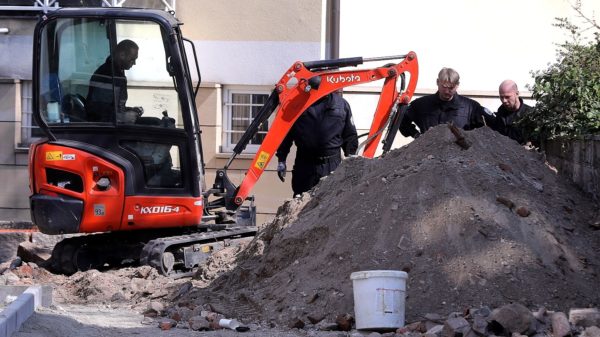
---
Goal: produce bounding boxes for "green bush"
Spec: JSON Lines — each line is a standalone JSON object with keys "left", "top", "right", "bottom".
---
{"left": 522, "top": 17, "right": 600, "bottom": 141}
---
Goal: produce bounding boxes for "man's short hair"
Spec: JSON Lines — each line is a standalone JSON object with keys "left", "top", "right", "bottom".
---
{"left": 438, "top": 67, "right": 460, "bottom": 84}
{"left": 116, "top": 39, "right": 139, "bottom": 54}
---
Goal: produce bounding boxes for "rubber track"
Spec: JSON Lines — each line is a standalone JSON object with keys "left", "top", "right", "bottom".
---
{"left": 140, "top": 226, "right": 257, "bottom": 278}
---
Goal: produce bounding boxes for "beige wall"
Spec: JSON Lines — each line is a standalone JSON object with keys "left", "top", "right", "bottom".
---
{"left": 0, "top": 18, "right": 35, "bottom": 80}
{"left": 0, "top": 80, "right": 26, "bottom": 165}
{"left": 177, "top": 0, "right": 323, "bottom": 42}
{"left": 177, "top": 0, "right": 326, "bottom": 85}
{"left": 0, "top": 80, "right": 30, "bottom": 221}
{"left": 180, "top": 0, "right": 328, "bottom": 224}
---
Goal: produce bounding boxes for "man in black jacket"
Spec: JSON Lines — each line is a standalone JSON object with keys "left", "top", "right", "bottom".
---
{"left": 86, "top": 39, "right": 140, "bottom": 122}
{"left": 491, "top": 79, "right": 534, "bottom": 145}
{"left": 399, "top": 67, "right": 491, "bottom": 138}
{"left": 276, "top": 92, "right": 358, "bottom": 196}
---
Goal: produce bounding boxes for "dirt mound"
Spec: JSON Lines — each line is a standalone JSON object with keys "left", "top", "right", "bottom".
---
{"left": 189, "top": 125, "right": 599, "bottom": 326}
{"left": 5, "top": 125, "right": 599, "bottom": 331}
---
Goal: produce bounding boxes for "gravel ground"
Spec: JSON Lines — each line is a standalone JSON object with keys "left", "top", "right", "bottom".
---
{"left": 15, "top": 304, "right": 349, "bottom": 337}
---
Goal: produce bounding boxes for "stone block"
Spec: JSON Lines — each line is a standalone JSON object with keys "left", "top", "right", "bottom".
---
{"left": 551, "top": 312, "right": 571, "bottom": 337}
{"left": 581, "top": 326, "right": 600, "bottom": 337}
{"left": 488, "top": 303, "right": 536, "bottom": 335}
{"left": 442, "top": 317, "right": 470, "bottom": 337}
{"left": 0, "top": 232, "right": 29, "bottom": 263}
{"left": 569, "top": 308, "right": 600, "bottom": 328}
{"left": 17, "top": 241, "right": 51, "bottom": 265}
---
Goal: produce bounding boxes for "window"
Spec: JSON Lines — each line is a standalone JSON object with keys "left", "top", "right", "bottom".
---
{"left": 122, "top": 141, "right": 182, "bottom": 188}
{"left": 19, "top": 80, "right": 42, "bottom": 148}
{"left": 37, "top": 18, "right": 183, "bottom": 128}
{"left": 223, "top": 89, "right": 270, "bottom": 153}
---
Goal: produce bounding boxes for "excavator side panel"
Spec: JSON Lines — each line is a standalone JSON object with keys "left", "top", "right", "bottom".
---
{"left": 121, "top": 195, "right": 203, "bottom": 230}
{"left": 30, "top": 143, "right": 126, "bottom": 234}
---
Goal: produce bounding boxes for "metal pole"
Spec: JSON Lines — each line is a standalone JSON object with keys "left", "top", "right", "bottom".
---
{"left": 363, "top": 55, "right": 408, "bottom": 62}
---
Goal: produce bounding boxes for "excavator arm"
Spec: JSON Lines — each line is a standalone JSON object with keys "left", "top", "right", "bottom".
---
{"left": 210, "top": 52, "right": 418, "bottom": 212}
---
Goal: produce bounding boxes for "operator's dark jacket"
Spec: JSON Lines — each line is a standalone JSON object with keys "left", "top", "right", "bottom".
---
{"left": 276, "top": 93, "right": 358, "bottom": 196}
{"left": 86, "top": 57, "right": 127, "bottom": 122}
{"left": 490, "top": 98, "right": 533, "bottom": 145}
{"left": 399, "top": 92, "right": 487, "bottom": 138}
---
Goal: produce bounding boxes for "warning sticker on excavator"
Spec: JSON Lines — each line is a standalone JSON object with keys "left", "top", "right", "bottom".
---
{"left": 254, "top": 151, "right": 270, "bottom": 170}
{"left": 45, "top": 151, "right": 63, "bottom": 161}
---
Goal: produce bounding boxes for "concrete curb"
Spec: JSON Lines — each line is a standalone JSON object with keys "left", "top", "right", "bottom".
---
{"left": 0, "top": 285, "right": 51, "bottom": 337}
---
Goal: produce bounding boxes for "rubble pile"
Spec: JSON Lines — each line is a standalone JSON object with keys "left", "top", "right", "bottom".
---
{"left": 173, "top": 125, "right": 599, "bottom": 328}
{"left": 382, "top": 304, "right": 600, "bottom": 337}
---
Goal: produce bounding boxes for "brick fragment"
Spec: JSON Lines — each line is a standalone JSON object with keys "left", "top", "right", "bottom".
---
{"left": 335, "top": 313, "right": 354, "bottom": 331}
{"left": 499, "top": 163, "right": 513, "bottom": 172}
{"left": 516, "top": 207, "right": 531, "bottom": 217}
{"left": 497, "top": 196, "right": 515, "bottom": 210}
{"left": 188, "top": 316, "right": 211, "bottom": 331}
{"left": 307, "top": 313, "right": 325, "bottom": 324}
{"left": 289, "top": 317, "right": 305, "bottom": 329}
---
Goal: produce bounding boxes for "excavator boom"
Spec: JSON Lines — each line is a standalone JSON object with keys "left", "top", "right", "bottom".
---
{"left": 222, "top": 52, "right": 419, "bottom": 209}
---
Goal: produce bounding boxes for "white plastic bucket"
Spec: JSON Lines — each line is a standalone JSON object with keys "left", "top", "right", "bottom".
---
{"left": 350, "top": 270, "right": 408, "bottom": 330}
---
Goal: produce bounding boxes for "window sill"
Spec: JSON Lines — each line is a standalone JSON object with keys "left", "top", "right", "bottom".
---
{"left": 215, "top": 153, "right": 256, "bottom": 160}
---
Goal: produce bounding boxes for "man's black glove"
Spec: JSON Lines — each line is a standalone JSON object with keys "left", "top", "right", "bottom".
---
{"left": 277, "top": 162, "right": 286, "bottom": 182}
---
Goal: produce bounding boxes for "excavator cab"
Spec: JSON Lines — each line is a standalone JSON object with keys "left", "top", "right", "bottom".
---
{"left": 30, "top": 9, "right": 211, "bottom": 235}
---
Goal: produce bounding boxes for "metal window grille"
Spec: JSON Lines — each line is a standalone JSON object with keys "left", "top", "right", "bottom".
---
{"left": 223, "top": 91, "right": 270, "bottom": 152}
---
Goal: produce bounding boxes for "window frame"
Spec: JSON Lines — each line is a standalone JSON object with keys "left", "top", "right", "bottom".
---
{"left": 221, "top": 87, "right": 272, "bottom": 153}
{"left": 18, "top": 80, "right": 40, "bottom": 149}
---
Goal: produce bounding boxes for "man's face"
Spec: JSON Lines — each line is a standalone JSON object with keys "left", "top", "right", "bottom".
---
{"left": 437, "top": 80, "right": 458, "bottom": 101}
{"left": 119, "top": 49, "right": 138, "bottom": 71}
{"left": 499, "top": 87, "right": 520, "bottom": 111}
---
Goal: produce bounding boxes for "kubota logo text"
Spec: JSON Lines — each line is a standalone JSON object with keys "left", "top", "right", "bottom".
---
{"left": 139, "top": 205, "right": 180, "bottom": 214}
{"left": 326, "top": 74, "right": 360, "bottom": 84}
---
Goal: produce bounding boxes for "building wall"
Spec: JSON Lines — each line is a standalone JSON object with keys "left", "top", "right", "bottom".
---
{"left": 545, "top": 136, "right": 600, "bottom": 201}
{"left": 1, "top": 17, "right": 41, "bottom": 222}
{"left": 177, "top": 0, "right": 326, "bottom": 85}
{"left": 0, "top": 79, "right": 30, "bottom": 221}
{"left": 0, "top": 18, "right": 35, "bottom": 80}
{"left": 339, "top": 0, "right": 600, "bottom": 94}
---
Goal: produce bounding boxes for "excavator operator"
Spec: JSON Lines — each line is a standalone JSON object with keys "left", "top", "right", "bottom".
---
{"left": 276, "top": 91, "right": 358, "bottom": 197}
{"left": 86, "top": 39, "right": 143, "bottom": 123}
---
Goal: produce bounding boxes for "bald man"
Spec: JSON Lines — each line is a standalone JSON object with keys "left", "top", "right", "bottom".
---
{"left": 492, "top": 80, "right": 534, "bottom": 144}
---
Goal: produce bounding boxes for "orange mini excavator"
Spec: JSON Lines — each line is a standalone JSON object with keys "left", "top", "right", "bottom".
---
{"left": 28, "top": 8, "right": 418, "bottom": 277}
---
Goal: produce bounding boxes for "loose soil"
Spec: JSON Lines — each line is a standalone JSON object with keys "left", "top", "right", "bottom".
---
{"left": 5, "top": 125, "right": 600, "bottom": 333}
{"left": 183, "top": 125, "right": 600, "bottom": 326}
